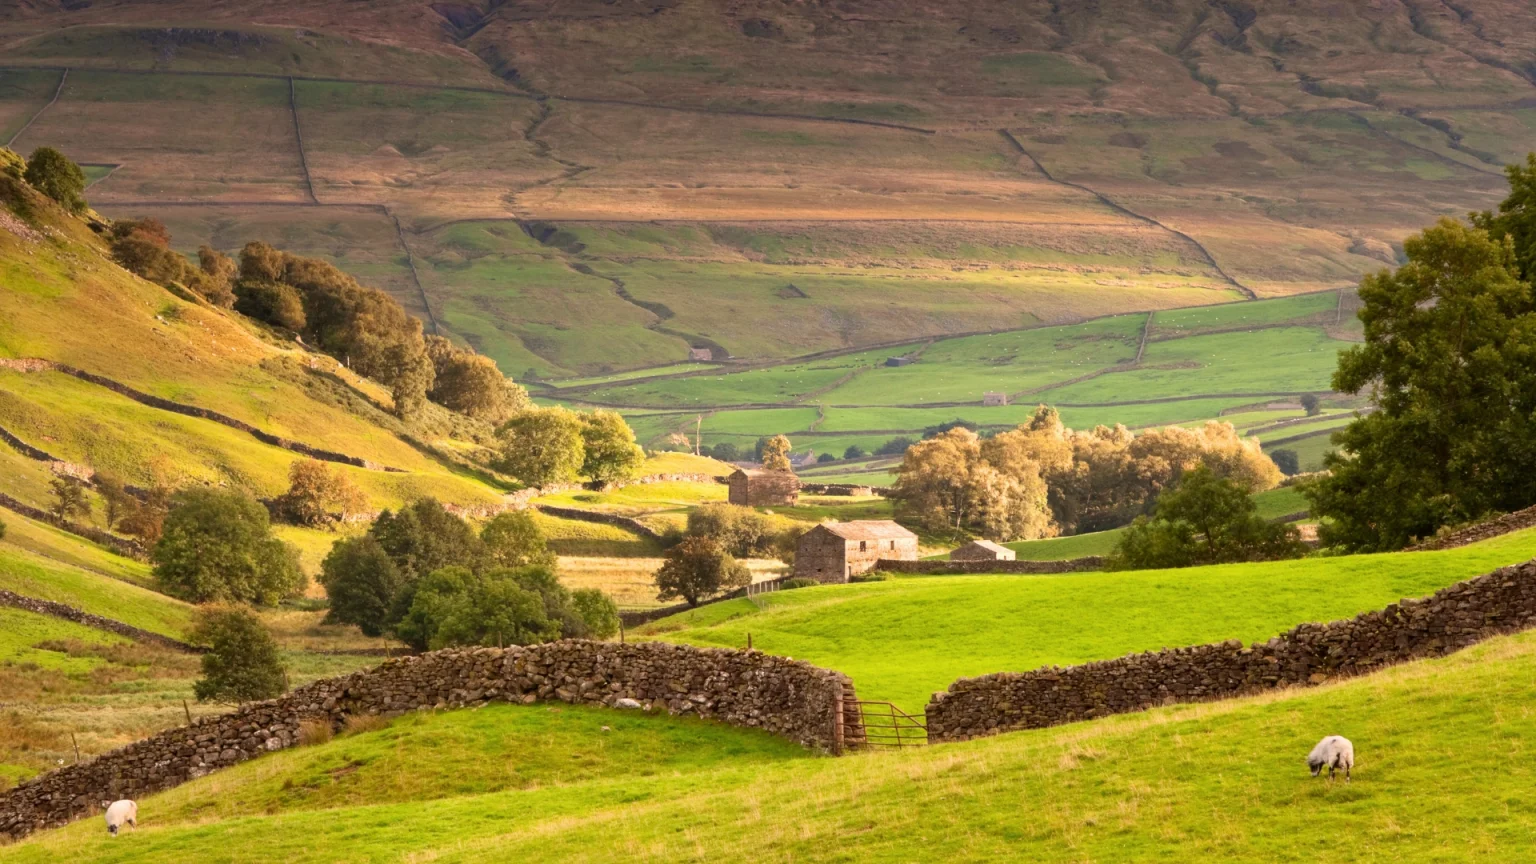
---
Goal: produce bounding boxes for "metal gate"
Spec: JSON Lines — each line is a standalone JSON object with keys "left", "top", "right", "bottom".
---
{"left": 849, "top": 700, "right": 926, "bottom": 749}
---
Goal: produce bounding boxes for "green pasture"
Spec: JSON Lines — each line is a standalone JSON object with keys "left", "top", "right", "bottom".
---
{"left": 648, "top": 526, "right": 1536, "bottom": 712}
{"left": 0, "top": 542, "right": 193, "bottom": 639}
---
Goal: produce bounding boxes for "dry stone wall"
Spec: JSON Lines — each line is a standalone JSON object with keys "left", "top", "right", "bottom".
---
{"left": 0, "top": 640, "right": 855, "bottom": 841}
{"left": 927, "top": 559, "right": 1536, "bottom": 743}
{"left": 0, "top": 492, "right": 146, "bottom": 560}
{"left": 1409, "top": 504, "right": 1536, "bottom": 551}
{"left": 0, "top": 590, "right": 197, "bottom": 653}
{"left": 534, "top": 504, "right": 664, "bottom": 541}
{"left": 876, "top": 557, "right": 1103, "bottom": 575}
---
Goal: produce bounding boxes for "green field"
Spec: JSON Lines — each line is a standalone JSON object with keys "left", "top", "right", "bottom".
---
{"left": 647, "top": 527, "right": 1536, "bottom": 712}
{"left": 10, "top": 628, "right": 1536, "bottom": 862}
{"left": 0, "top": 542, "right": 194, "bottom": 639}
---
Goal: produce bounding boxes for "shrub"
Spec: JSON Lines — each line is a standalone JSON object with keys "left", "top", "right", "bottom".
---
{"left": 234, "top": 279, "right": 306, "bottom": 331}
{"left": 1270, "top": 448, "right": 1300, "bottom": 476}
{"left": 481, "top": 510, "right": 556, "bottom": 570}
{"left": 1107, "top": 467, "right": 1306, "bottom": 571}
{"left": 654, "top": 535, "right": 750, "bottom": 607}
{"left": 191, "top": 606, "right": 288, "bottom": 704}
{"left": 275, "top": 459, "right": 367, "bottom": 526}
{"left": 494, "top": 407, "right": 587, "bottom": 487}
{"left": 23, "top": 147, "right": 85, "bottom": 213}
{"left": 153, "top": 488, "right": 306, "bottom": 605}
{"left": 571, "top": 588, "right": 620, "bottom": 639}
{"left": 817, "top": 452, "right": 837, "bottom": 463}
{"left": 875, "top": 436, "right": 915, "bottom": 457}
{"left": 48, "top": 476, "right": 90, "bottom": 522}
{"left": 1300, "top": 393, "right": 1321, "bottom": 416}
{"left": 319, "top": 536, "right": 403, "bottom": 637}
{"left": 395, "top": 566, "right": 560, "bottom": 651}
{"left": 779, "top": 577, "right": 818, "bottom": 590}
{"left": 196, "top": 245, "right": 238, "bottom": 308}
{"left": 709, "top": 442, "right": 740, "bottom": 462}
{"left": 687, "top": 502, "right": 775, "bottom": 557}
{"left": 843, "top": 445, "right": 868, "bottom": 460}
{"left": 297, "top": 719, "right": 334, "bottom": 747}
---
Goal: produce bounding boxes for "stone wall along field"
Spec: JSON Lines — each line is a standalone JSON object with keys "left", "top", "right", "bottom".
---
{"left": 0, "top": 590, "right": 197, "bottom": 653}
{"left": 0, "top": 640, "right": 856, "bottom": 841}
{"left": 875, "top": 557, "right": 1103, "bottom": 575}
{"left": 926, "top": 559, "right": 1536, "bottom": 743}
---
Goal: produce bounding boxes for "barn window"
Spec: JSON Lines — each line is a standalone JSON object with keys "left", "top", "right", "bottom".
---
{"left": 889, "top": 540, "right": 896, "bottom": 550}
{"left": 859, "top": 541, "right": 867, "bottom": 552}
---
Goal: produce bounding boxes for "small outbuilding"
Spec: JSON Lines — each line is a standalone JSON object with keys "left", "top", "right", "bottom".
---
{"left": 794, "top": 520, "right": 919, "bottom": 583}
{"left": 983, "top": 391, "right": 1009, "bottom": 407}
{"left": 727, "top": 468, "right": 800, "bottom": 507}
{"left": 689, "top": 347, "right": 714, "bottom": 362}
{"left": 949, "top": 539, "right": 1016, "bottom": 562}
{"left": 885, "top": 356, "right": 915, "bottom": 367}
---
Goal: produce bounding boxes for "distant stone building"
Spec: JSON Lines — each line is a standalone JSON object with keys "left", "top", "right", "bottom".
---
{"left": 794, "top": 520, "right": 919, "bottom": 583}
{"left": 689, "top": 347, "right": 714, "bottom": 362}
{"left": 950, "top": 539, "right": 1016, "bottom": 561}
{"left": 885, "top": 356, "right": 915, "bottom": 367}
{"left": 983, "top": 391, "right": 1009, "bottom": 406}
{"left": 727, "top": 468, "right": 800, "bottom": 507}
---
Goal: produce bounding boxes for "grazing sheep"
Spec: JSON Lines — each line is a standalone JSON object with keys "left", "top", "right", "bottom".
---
{"left": 1306, "top": 736, "right": 1354, "bottom": 782}
{"left": 103, "top": 799, "right": 137, "bottom": 836}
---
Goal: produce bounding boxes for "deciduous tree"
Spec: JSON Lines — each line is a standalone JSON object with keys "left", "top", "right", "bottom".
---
{"left": 654, "top": 536, "right": 750, "bottom": 607}
{"left": 23, "top": 147, "right": 85, "bottom": 213}
{"left": 153, "top": 488, "right": 305, "bottom": 605}
{"left": 319, "top": 536, "right": 402, "bottom": 638}
{"left": 760, "top": 434, "right": 793, "bottom": 472}
{"left": 494, "top": 407, "right": 587, "bottom": 487}
{"left": 1108, "top": 467, "right": 1305, "bottom": 570}
{"left": 191, "top": 606, "right": 288, "bottom": 704}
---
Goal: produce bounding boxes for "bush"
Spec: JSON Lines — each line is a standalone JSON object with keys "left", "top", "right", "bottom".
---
{"left": 843, "top": 445, "right": 868, "bottom": 460}
{"left": 654, "top": 536, "right": 750, "bottom": 607}
{"left": 395, "top": 566, "right": 559, "bottom": 651}
{"left": 234, "top": 279, "right": 306, "bottom": 331}
{"left": 686, "top": 502, "right": 775, "bottom": 558}
{"left": 709, "top": 442, "right": 740, "bottom": 462}
{"left": 48, "top": 476, "right": 90, "bottom": 521}
{"left": 1270, "top": 448, "right": 1300, "bottom": 476}
{"left": 23, "top": 147, "right": 85, "bottom": 213}
{"left": 1107, "top": 466, "right": 1306, "bottom": 571}
{"left": 817, "top": 452, "right": 837, "bottom": 463}
{"left": 779, "top": 577, "right": 818, "bottom": 590}
{"left": 191, "top": 606, "right": 288, "bottom": 704}
{"left": 153, "top": 488, "right": 306, "bottom": 605}
{"left": 571, "top": 588, "right": 620, "bottom": 639}
{"left": 1300, "top": 394, "right": 1321, "bottom": 416}
{"left": 274, "top": 459, "right": 368, "bottom": 526}
{"left": 481, "top": 510, "right": 556, "bottom": 570}
{"left": 319, "top": 536, "right": 403, "bottom": 637}
{"left": 875, "top": 436, "right": 915, "bottom": 457}
{"left": 849, "top": 571, "right": 895, "bottom": 583}
{"left": 196, "top": 245, "right": 238, "bottom": 308}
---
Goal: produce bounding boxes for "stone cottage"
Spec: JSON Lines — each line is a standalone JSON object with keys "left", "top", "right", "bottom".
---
{"left": 950, "top": 539, "right": 1015, "bottom": 561}
{"left": 794, "top": 520, "right": 919, "bottom": 583}
{"left": 727, "top": 468, "right": 800, "bottom": 507}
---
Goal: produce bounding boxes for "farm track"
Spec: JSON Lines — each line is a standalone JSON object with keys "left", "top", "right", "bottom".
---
{"left": 4, "top": 66, "right": 66, "bottom": 148}
{"left": 998, "top": 130, "right": 1258, "bottom": 300}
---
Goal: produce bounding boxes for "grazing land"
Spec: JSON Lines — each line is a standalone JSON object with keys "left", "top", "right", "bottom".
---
{"left": 646, "top": 527, "right": 1536, "bottom": 712}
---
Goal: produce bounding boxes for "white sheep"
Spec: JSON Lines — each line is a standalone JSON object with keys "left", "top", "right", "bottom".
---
{"left": 1306, "top": 735, "right": 1354, "bottom": 782}
{"left": 103, "top": 799, "right": 137, "bottom": 836}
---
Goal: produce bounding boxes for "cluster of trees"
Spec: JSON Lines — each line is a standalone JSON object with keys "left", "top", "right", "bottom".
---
{"left": 151, "top": 488, "right": 307, "bottom": 606}
{"left": 891, "top": 406, "right": 1282, "bottom": 542}
{"left": 653, "top": 503, "right": 807, "bottom": 606}
{"left": 493, "top": 406, "right": 643, "bottom": 487}
{"left": 102, "top": 217, "right": 531, "bottom": 423}
{"left": 1306, "top": 154, "right": 1536, "bottom": 551}
{"left": 271, "top": 459, "right": 368, "bottom": 527}
{"left": 1107, "top": 467, "right": 1305, "bottom": 570}
{"left": 320, "top": 500, "right": 617, "bottom": 649}
{"left": 700, "top": 434, "right": 907, "bottom": 465}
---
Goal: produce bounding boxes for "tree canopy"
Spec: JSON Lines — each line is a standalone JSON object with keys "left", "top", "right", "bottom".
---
{"left": 153, "top": 488, "right": 305, "bottom": 605}
{"left": 654, "top": 535, "right": 751, "bottom": 607}
{"left": 23, "top": 147, "right": 86, "bottom": 213}
{"left": 191, "top": 606, "right": 288, "bottom": 703}
{"left": 1306, "top": 169, "right": 1536, "bottom": 551}
{"left": 1108, "top": 466, "right": 1305, "bottom": 570}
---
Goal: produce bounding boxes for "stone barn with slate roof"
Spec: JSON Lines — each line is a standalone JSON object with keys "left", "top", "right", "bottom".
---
{"left": 950, "top": 539, "right": 1016, "bottom": 561}
{"left": 794, "top": 520, "right": 919, "bottom": 583}
{"left": 727, "top": 468, "right": 800, "bottom": 507}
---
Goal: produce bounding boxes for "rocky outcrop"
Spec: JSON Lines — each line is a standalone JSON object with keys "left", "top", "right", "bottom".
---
{"left": 0, "top": 590, "right": 196, "bottom": 653}
{"left": 875, "top": 557, "right": 1103, "bottom": 575}
{"left": 926, "top": 559, "right": 1536, "bottom": 743}
{"left": 0, "top": 640, "right": 856, "bottom": 840}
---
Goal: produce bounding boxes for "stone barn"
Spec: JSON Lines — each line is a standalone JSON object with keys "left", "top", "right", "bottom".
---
{"left": 885, "top": 356, "right": 915, "bottom": 367}
{"left": 983, "top": 391, "right": 1009, "bottom": 406}
{"left": 794, "top": 521, "right": 919, "bottom": 583}
{"left": 950, "top": 539, "right": 1016, "bottom": 561}
{"left": 689, "top": 347, "right": 714, "bottom": 361}
{"left": 727, "top": 468, "right": 800, "bottom": 507}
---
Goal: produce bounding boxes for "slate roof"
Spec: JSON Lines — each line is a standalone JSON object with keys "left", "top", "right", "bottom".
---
{"left": 820, "top": 520, "right": 918, "bottom": 541}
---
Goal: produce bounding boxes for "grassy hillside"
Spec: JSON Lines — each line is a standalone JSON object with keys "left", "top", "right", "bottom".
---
{"left": 8, "top": 626, "right": 1536, "bottom": 861}
{"left": 645, "top": 527, "right": 1536, "bottom": 712}
{"left": 3, "top": 1, "right": 1526, "bottom": 380}
{"left": 0, "top": 542, "right": 193, "bottom": 639}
